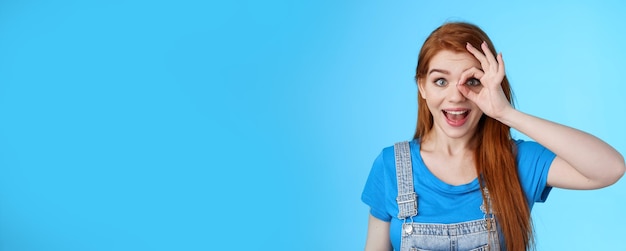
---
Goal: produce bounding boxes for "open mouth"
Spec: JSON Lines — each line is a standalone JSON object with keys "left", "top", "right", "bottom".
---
{"left": 442, "top": 109, "right": 470, "bottom": 126}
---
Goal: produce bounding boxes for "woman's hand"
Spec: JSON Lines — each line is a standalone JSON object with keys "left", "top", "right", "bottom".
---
{"left": 457, "top": 41, "right": 512, "bottom": 120}
{"left": 459, "top": 43, "right": 624, "bottom": 190}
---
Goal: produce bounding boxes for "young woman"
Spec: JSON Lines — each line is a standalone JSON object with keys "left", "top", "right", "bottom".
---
{"left": 361, "top": 22, "right": 625, "bottom": 251}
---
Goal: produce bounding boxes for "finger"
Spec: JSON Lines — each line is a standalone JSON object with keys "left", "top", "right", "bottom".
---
{"left": 457, "top": 84, "right": 478, "bottom": 102}
{"left": 466, "top": 42, "right": 489, "bottom": 69}
{"left": 480, "top": 41, "right": 499, "bottom": 71}
{"left": 497, "top": 52, "right": 505, "bottom": 75}
{"left": 457, "top": 67, "right": 484, "bottom": 86}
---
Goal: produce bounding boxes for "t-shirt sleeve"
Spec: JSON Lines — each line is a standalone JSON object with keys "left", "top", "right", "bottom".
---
{"left": 361, "top": 151, "right": 392, "bottom": 221}
{"left": 516, "top": 140, "right": 556, "bottom": 203}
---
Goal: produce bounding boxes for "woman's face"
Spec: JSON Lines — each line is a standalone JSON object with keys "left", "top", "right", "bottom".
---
{"left": 418, "top": 50, "right": 484, "bottom": 141}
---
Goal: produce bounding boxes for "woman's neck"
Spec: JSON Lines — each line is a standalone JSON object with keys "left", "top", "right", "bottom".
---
{"left": 421, "top": 130, "right": 477, "bottom": 156}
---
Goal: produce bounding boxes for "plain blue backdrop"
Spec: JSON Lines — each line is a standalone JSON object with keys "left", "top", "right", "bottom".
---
{"left": 1, "top": 0, "right": 625, "bottom": 250}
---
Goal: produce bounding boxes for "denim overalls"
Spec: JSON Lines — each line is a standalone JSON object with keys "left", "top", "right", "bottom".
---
{"left": 394, "top": 141, "right": 502, "bottom": 251}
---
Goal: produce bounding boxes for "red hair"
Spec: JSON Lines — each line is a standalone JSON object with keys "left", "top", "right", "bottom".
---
{"left": 414, "top": 22, "right": 532, "bottom": 251}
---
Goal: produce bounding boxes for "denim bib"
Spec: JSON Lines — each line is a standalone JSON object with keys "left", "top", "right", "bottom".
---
{"left": 394, "top": 141, "right": 502, "bottom": 251}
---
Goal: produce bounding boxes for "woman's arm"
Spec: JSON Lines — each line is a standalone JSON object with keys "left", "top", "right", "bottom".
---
{"left": 364, "top": 214, "right": 392, "bottom": 251}
{"left": 460, "top": 42, "right": 625, "bottom": 190}
{"left": 497, "top": 109, "right": 625, "bottom": 189}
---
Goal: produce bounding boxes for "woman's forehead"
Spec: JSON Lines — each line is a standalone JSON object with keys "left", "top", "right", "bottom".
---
{"left": 427, "top": 50, "right": 481, "bottom": 74}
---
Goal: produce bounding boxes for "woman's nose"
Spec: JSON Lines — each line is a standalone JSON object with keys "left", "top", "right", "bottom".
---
{"left": 447, "top": 84, "right": 466, "bottom": 102}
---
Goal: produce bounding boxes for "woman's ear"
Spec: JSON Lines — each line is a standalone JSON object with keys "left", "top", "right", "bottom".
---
{"left": 417, "top": 78, "right": 426, "bottom": 99}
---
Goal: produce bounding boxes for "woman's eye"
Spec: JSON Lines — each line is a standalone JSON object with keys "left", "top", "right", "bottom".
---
{"left": 466, "top": 78, "right": 481, "bottom": 87}
{"left": 434, "top": 78, "right": 447, "bottom": 86}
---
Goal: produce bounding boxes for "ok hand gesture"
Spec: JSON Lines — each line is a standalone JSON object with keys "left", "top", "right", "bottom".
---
{"left": 457, "top": 41, "right": 513, "bottom": 120}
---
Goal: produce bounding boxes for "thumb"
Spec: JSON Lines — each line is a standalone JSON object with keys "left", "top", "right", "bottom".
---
{"left": 457, "top": 83, "right": 478, "bottom": 102}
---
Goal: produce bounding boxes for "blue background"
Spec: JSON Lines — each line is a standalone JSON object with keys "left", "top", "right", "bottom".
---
{"left": 1, "top": 1, "right": 625, "bottom": 250}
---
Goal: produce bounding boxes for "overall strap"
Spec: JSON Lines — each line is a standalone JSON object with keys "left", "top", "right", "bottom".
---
{"left": 394, "top": 141, "right": 418, "bottom": 219}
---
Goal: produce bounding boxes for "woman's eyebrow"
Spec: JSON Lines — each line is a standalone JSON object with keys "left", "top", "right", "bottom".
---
{"left": 428, "top": 69, "right": 449, "bottom": 75}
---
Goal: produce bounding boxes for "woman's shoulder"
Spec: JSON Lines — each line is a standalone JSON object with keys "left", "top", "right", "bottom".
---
{"left": 375, "top": 139, "right": 420, "bottom": 167}
{"left": 513, "top": 139, "right": 549, "bottom": 153}
{"left": 512, "top": 139, "right": 555, "bottom": 163}
{"left": 379, "top": 139, "right": 420, "bottom": 156}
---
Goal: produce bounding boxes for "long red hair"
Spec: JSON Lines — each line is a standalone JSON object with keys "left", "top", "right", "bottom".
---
{"left": 414, "top": 22, "right": 532, "bottom": 251}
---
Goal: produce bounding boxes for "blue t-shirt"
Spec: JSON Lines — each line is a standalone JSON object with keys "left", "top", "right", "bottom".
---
{"left": 361, "top": 139, "right": 556, "bottom": 250}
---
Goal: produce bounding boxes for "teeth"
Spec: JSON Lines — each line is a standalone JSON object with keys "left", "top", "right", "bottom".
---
{"left": 446, "top": 110, "right": 468, "bottom": 115}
